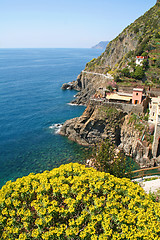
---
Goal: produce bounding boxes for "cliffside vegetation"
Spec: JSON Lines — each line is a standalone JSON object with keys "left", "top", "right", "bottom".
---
{"left": 92, "top": 140, "right": 133, "bottom": 179}
{"left": 84, "top": 1, "right": 160, "bottom": 86}
{"left": 1, "top": 163, "right": 160, "bottom": 240}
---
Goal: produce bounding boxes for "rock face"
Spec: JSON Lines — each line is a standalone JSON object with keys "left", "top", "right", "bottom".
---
{"left": 60, "top": 104, "right": 154, "bottom": 167}
{"left": 61, "top": 81, "right": 77, "bottom": 90}
{"left": 60, "top": 104, "right": 126, "bottom": 146}
{"left": 91, "top": 31, "right": 138, "bottom": 71}
{"left": 119, "top": 115, "right": 153, "bottom": 167}
{"left": 70, "top": 71, "right": 113, "bottom": 105}
{"left": 85, "top": 2, "right": 160, "bottom": 74}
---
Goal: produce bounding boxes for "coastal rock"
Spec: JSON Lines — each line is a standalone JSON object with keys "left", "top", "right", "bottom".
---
{"left": 59, "top": 104, "right": 126, "bottom": 147}
{"left": 61, "top": 81, "right": 78, "bottom": 90}
{"left": 60, "top": 104, "right": 154, "bottom": 167}
{"left": 61, "top": 83, "right": 73, "bottom": 90}
{"left": 70, "top": 71, "right": 112, "bottom": 105}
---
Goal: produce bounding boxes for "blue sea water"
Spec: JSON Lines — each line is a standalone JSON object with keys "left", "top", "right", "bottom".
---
{"left": 0, "top": 48, "right": 102, "bottom": 188}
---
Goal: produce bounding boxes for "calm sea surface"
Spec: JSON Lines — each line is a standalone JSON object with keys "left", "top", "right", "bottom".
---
{"left": 0, "top": 48, "right": 102, "bottom": 188}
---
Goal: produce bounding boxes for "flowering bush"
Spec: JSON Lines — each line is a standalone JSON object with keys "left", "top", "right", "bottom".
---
{"left": 0, "top": 163, "right": 160, "bottom": 240}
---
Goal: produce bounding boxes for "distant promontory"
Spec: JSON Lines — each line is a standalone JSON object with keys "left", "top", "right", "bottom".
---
{"left": 92, "top": 41, "right": 109, "bottom": 49}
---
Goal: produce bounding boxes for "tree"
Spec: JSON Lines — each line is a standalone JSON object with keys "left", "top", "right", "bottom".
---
{"left": 93, "top": 140, "right": 114, "bottom": 173}
{"left": 93, "top": 140, "right": 133, "bottom": 178}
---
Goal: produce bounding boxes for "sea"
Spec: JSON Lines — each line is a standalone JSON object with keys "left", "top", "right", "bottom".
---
{"left": 0, "top": 48, "right": 103, "bottom": 188}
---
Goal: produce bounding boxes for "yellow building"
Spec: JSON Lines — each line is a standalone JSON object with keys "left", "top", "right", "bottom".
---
{"left": 106, "top": 92, "right": 132, "bottom": 103}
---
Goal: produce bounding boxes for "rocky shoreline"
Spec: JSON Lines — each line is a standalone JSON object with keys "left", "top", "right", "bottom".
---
{"left": 59, "top": 101, "right": 159, "bottom": 168}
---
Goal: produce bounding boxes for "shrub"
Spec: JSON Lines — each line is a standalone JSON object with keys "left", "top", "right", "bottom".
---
{"left": 121, "top": 68, "right": 130, "bottom": 77}
{"left": 142, "top": 59, "right": 149, "bottom": 70}
{"left": 0, "top": 163, "right": 160, "bottom": 240}
{"left": 133, "top": 66, "right": 145, "bottom": 80}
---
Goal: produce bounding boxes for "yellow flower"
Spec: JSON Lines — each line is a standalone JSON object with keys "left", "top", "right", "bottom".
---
{"left": 18, "top": 233, "right": 27, "bottom": 240}
{"left": 32, "top": 228, "right": 39, "bottom": 238}
{"left": 2, "top": 208, "right": 8, "bottom": 215}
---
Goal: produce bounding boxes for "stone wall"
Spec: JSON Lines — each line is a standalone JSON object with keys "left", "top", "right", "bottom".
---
{"left": 90, "top": 99, "right": 144, "bottom": 114}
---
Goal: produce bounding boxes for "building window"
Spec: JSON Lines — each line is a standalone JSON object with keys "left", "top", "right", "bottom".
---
{"left": 136, "top": 93, "right": 138, "bottom": 96}
{"left": 153, "top": 112, "right": 155, "bottom": 116}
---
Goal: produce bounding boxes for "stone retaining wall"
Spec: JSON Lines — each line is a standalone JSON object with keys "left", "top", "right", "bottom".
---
{"left": 90, "top": 99, "right": 144, "bottom": 114}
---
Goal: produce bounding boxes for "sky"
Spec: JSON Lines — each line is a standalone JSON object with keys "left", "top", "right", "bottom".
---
{"left": 0, "top": 0, "right": 157, "bottom": 48}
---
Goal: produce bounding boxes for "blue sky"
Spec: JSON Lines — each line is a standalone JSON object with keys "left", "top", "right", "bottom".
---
{"left": 0, "top": 0, "right": 156, "bottom": 48}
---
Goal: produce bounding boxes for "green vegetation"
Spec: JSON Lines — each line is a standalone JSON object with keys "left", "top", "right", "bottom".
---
{"left": 84, "top": 2, "right": 160, "bottom": 86}
{"left": 0, "top": 163, "right": 160, "bottom": 239}
{"left": 98, "top": 106, "right": 118, "bottom": 119}
{"left": 85, "top": 58, "right": 96, "bottom": 71}
{"left": 133, "top": 66, "right": 145, "bottom": 80}
{"left": 92, "top": 140, "right": 133, "bottom": 179}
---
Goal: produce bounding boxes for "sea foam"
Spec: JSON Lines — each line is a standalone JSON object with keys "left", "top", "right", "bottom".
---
{"left": 49, "top": 123, "right": 63, "bottom": 134}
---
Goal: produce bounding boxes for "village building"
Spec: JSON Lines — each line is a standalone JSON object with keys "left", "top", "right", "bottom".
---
{"left": 105, "top": 88, "right": 144, "bottom": 105}
{"left": 132, "top": 88, "right": 144, "bottom": 104}
{"left": 148, "top": 97, "right": 160, "bottom": 124}
{"left": 136, "top": 56, "right": 148, "bottom": 66}
{"left": 105, "top": 92, "right": 132, "bottom": 103}
{"left": 148, "top": 96, "right": 160, "bottom": 158}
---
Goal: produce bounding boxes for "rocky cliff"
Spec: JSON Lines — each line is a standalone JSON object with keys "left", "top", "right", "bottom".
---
{"left": 60, "top": 104, "right": 125, "bottom": 146}
{"left": 71, "top": 71, "right": 113, "bottom": 105}
{"left": 119, "top": 114, "right": 155, "bottom": 167}
{"left": 60, "top": 104, "right": 156, "bottom": 167}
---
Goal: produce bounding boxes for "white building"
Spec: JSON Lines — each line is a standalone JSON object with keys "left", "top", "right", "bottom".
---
{"left": 149, "top": 97, "right": 160, "bottom": 125}
{"left": 149, "top": 97, "right": 160, "bottom": 158}
{"left": 136, "top": 56, "right": 148, "bottom": 66}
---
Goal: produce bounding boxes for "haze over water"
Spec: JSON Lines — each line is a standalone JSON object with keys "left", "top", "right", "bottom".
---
{"left": 0, "top": 48, "right": 102, "bottom": 188}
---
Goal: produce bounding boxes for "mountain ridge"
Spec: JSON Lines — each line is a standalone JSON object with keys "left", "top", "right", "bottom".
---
{"left": 92, "top": 41, "right": 109, "bottom": 49}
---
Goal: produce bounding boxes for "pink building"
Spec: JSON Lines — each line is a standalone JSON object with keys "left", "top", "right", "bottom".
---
{"left": 132, "top": 88, "right": 143, "bottom": 104}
